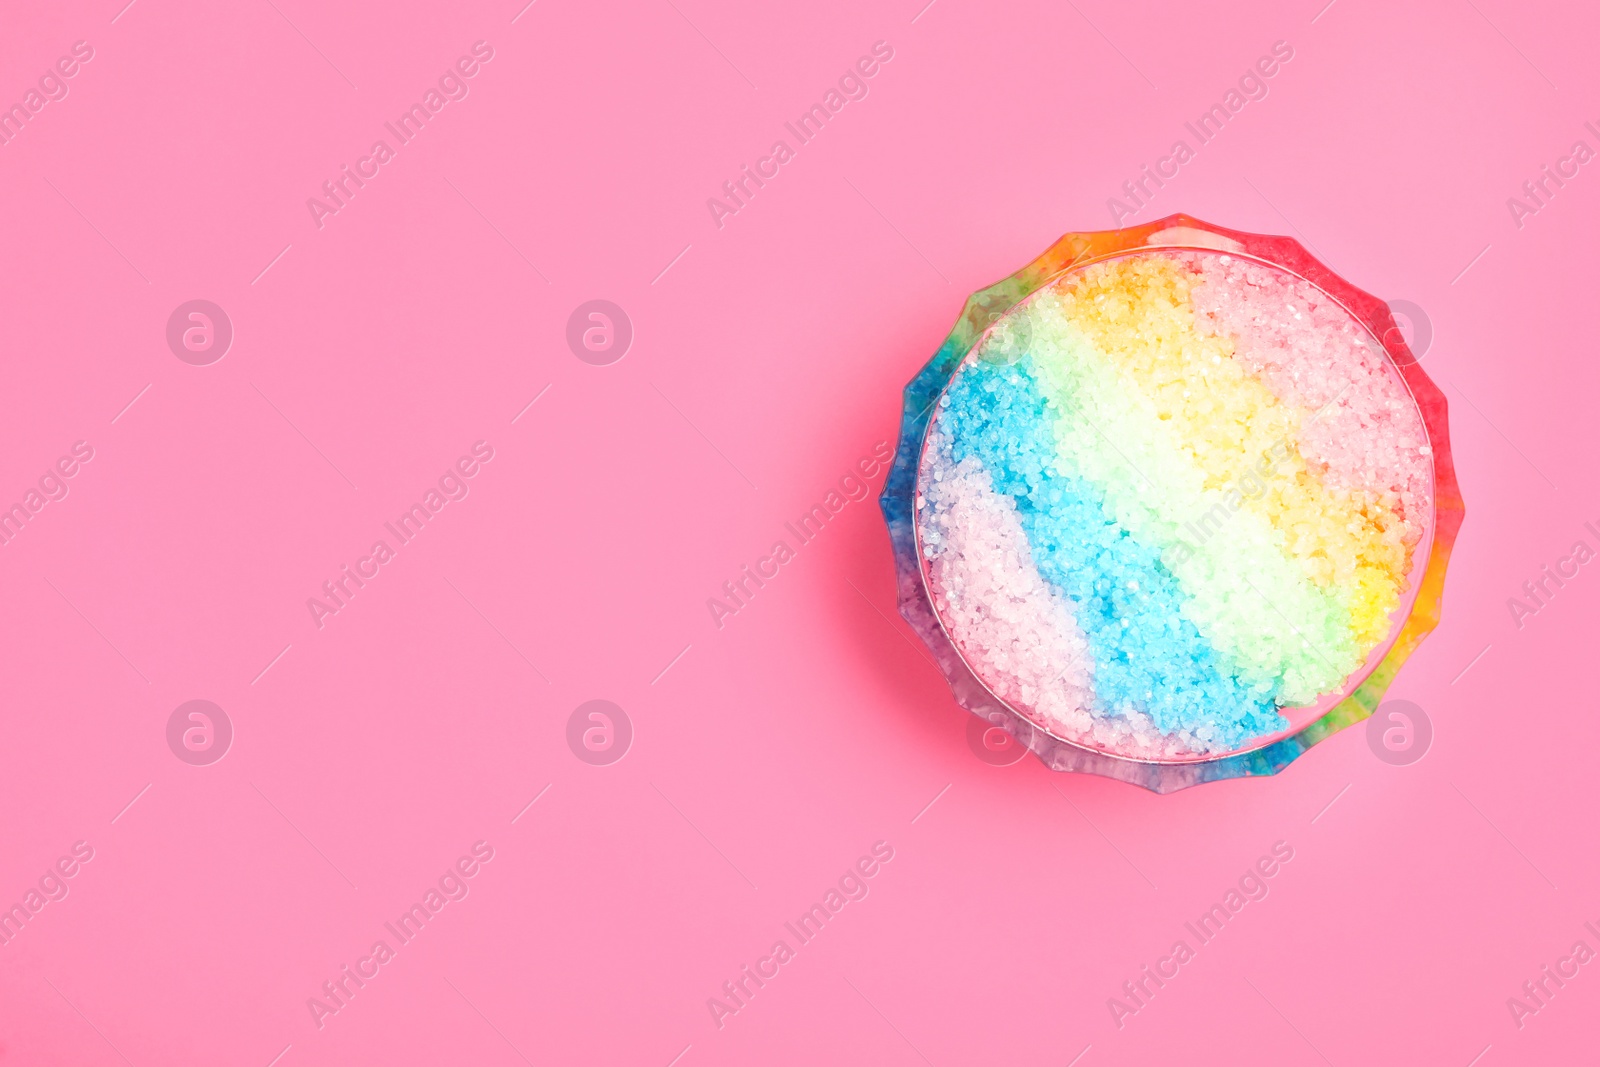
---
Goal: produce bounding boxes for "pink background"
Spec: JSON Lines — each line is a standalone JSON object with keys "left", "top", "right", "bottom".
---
{"left": 0, "top": 0, "right": 1595, "bottom": 1063}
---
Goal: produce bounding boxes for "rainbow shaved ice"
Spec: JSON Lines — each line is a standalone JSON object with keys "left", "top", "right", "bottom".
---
{"left": 913, "top": 249, "right": 1434, "bottom": 759}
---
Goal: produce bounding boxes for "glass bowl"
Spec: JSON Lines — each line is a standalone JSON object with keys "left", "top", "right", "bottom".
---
{"left": 879, "top": 214, "right": 1464, "bottom": 792}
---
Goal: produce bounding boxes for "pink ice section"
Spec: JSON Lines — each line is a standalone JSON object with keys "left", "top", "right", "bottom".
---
{"left": 1188, "top": 254, "right": 1434, "bottom": 546}
{"left": 1, "top": 0, "right": 1596, "bottom": 1065}
{"left": 918, "top": 435, "right": 1096, "bottom": 740}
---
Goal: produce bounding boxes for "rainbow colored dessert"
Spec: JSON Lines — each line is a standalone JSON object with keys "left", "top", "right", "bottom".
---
{"left": 885, "top": 220, "right": 1460, "bottom": 782}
